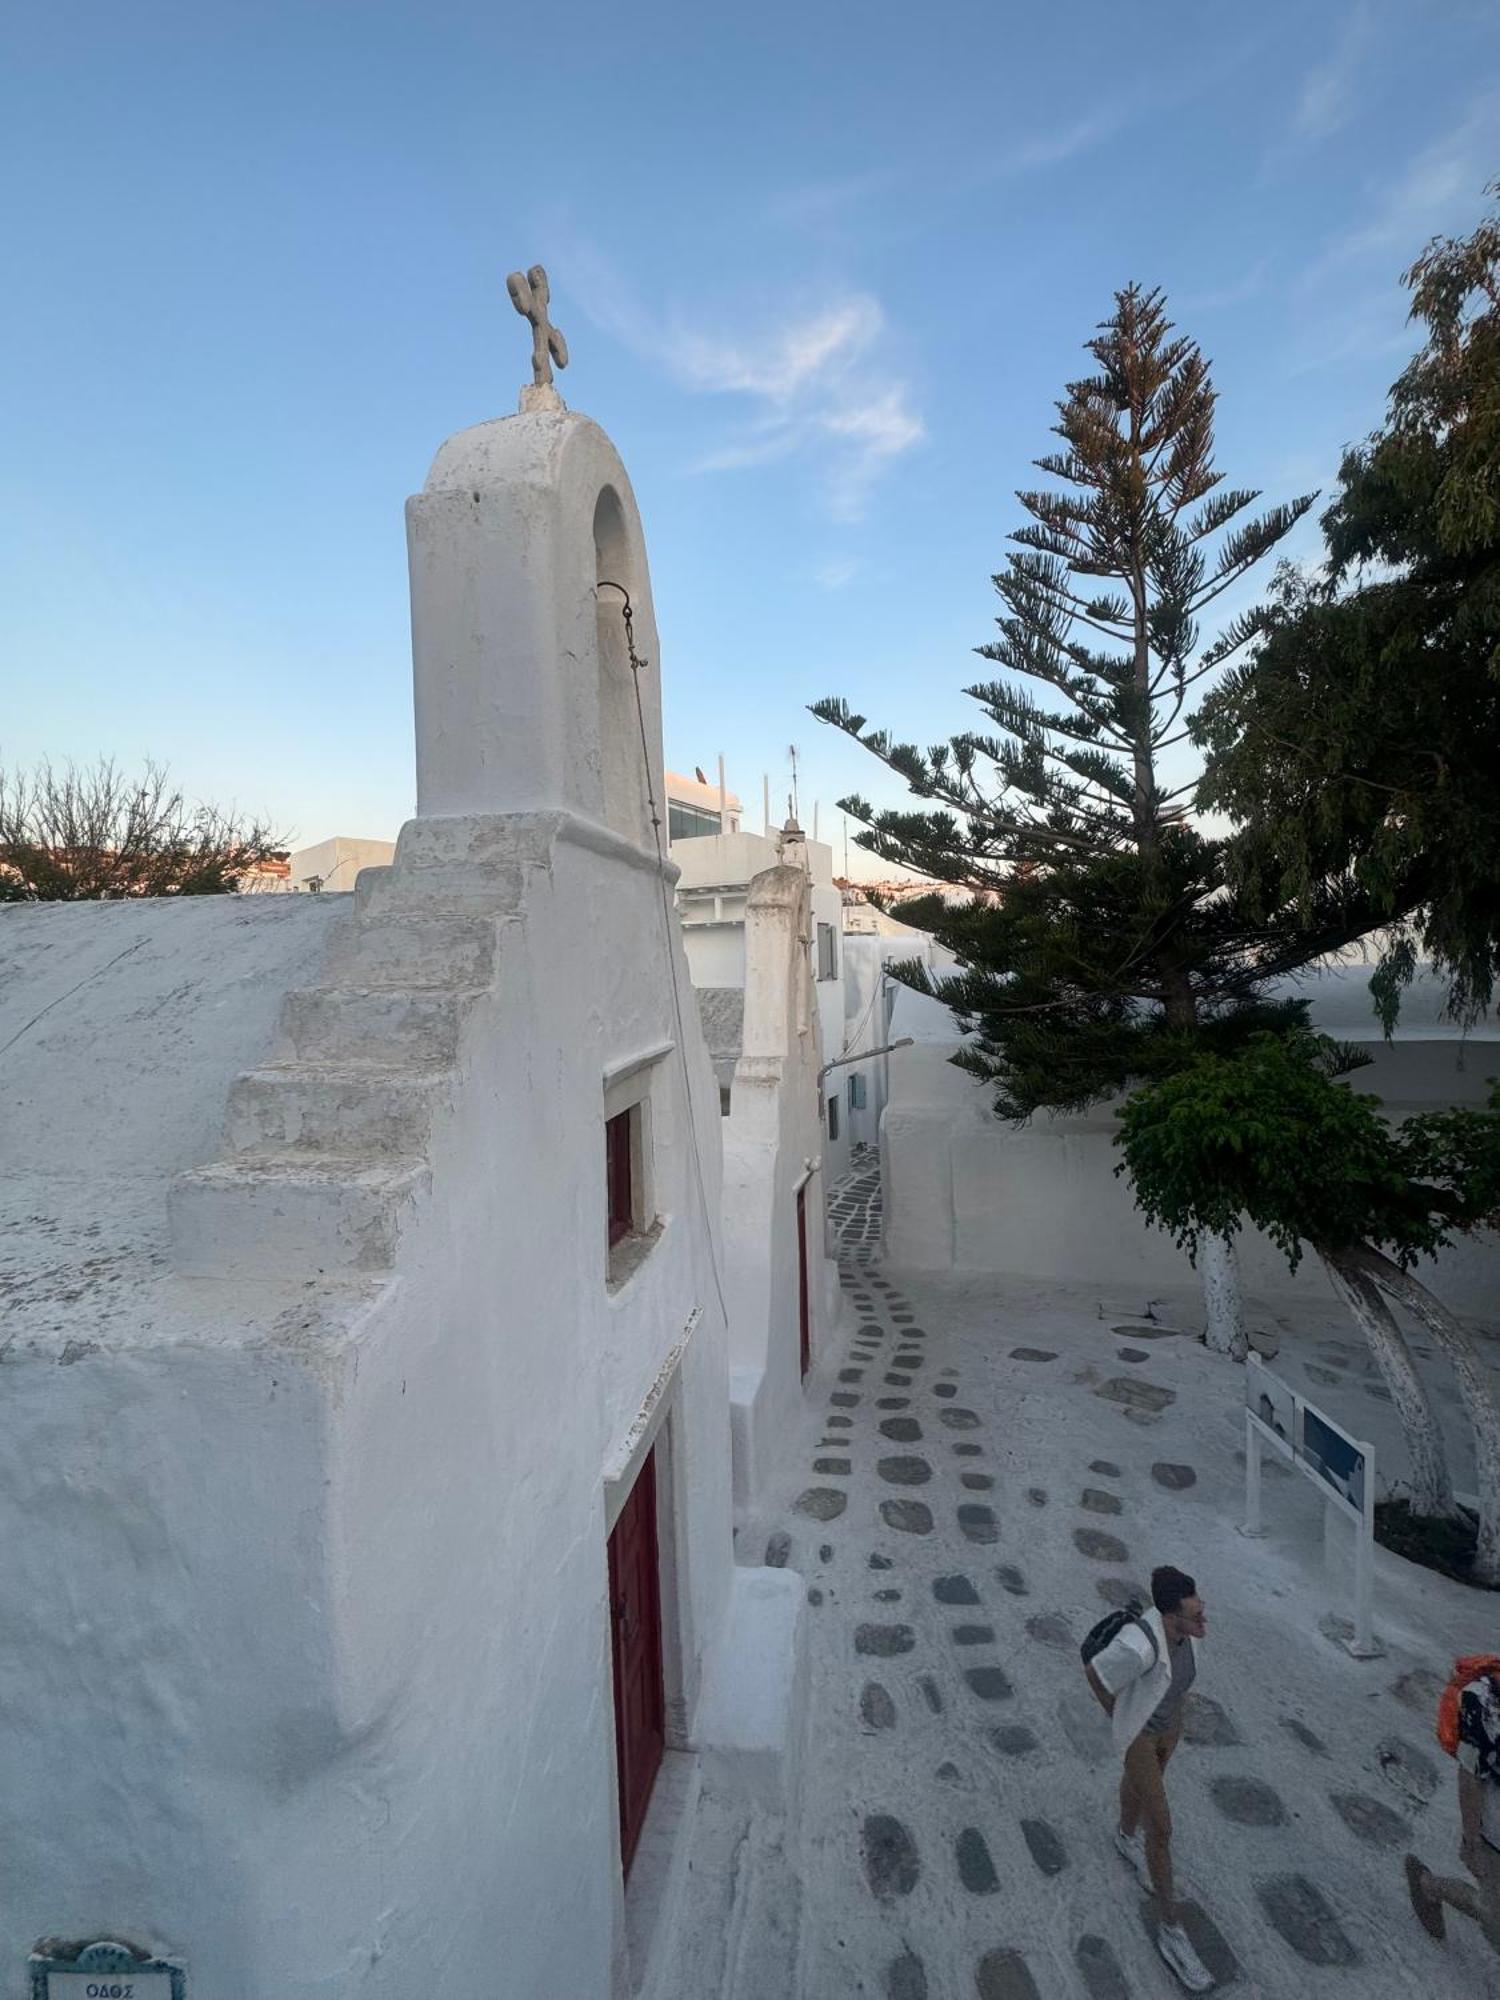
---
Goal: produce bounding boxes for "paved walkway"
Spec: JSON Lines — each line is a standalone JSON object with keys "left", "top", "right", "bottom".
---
{"left": 735, "top": 1167, "right": 1500, "bottom": 1998}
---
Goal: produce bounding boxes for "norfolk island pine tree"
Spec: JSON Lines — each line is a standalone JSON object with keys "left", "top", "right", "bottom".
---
{"left": 812, "top": 284, "right": 1383, "bottom": 1357}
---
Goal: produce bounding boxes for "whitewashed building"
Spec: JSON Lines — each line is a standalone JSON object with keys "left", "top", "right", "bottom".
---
{"left": 0, "top": 321, "right": 803, "bottom": 1997}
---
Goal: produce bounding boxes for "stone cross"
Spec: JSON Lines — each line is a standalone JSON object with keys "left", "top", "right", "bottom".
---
{"left": 507, "top": 263, "right": 569, "bottom": 399}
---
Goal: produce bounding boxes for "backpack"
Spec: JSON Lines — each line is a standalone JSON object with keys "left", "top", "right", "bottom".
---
{"left": 1081, "top": 1602, "right": 1159, "bottom": 1671}
{"left": 1438, "top": 1656, "right": 1500, "bottom": 1780}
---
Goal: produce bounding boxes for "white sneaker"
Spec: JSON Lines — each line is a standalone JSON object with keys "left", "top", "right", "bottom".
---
{"left": 1156, "top": 1921, "right": 1215, "bottom": 1993}
{"left": 1114, "top": 1825, "right": 1152, "bottom": 1890}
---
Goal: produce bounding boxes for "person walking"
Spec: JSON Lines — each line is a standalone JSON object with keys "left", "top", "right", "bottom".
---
{"left": 1405, "top": 1656, "right": 1500, "bottom": 1953}
{"left": 1084, "top": 1564, "right": 1213, "bottom": 1993}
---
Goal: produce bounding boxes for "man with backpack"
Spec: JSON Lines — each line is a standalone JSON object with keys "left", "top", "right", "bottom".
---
{"left": 1082, "top": 1564, "right": 1214, "bottom": 1993}
{"left": 1405, "top": 1654, "right": 1500, "bottom": 1953}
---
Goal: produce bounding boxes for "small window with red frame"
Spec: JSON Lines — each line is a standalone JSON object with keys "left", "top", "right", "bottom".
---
{"left": 606, "top": 1108, "right": 635, "bottom": 1248}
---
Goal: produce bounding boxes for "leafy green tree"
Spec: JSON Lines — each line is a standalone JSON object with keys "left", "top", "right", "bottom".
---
{"left": 813, "top": 285, "right": 1332, "bottom": 1355}
{"left": 1197, "top": 187, "right": 1500, "bottom": 1029}
{"left": 1118, "top": 1032, "right": 1500, "bottom": 1581}
{"left": 0, "top": 759, "right": 287, "bottom": 901}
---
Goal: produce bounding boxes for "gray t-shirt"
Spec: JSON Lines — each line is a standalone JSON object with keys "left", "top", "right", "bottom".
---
{"left": 1145, "top": 1635, "right": 1196, "bottom": 1736}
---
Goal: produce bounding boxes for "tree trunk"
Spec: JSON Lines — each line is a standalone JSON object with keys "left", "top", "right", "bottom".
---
{"left": 1350, "top": 1245, "right": 1500, "bottom": 1587}
{"left": 1320, "top": 1247, "right": 1455, "bottom": 1521}
{"left": 1199, "top": 1233, "right": 1247, "bottom": 1361}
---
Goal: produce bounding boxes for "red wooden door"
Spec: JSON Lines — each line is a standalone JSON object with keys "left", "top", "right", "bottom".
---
{"left": 607, "top": 1448, "right": 665, "bottom": 1874}
{"left": 796, "top": 1184, "right": 811, "bottom": 1378}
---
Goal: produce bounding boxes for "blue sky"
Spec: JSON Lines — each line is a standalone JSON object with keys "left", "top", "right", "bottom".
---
{"left": 3, "top": 1, "right": 1496, "bottom": 866}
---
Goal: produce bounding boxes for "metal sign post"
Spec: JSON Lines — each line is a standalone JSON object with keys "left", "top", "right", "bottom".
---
{"left": 1241, "top": 1355, "right": 1383, "bottom": 1659}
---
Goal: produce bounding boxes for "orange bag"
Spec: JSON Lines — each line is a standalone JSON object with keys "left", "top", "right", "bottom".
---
{"left": 1437, "top": 1653, "right": 1500, "bottom": 1758}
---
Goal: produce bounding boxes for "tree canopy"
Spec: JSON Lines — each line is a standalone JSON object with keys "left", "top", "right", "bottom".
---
{"left": 1197, "top": 187, "right": 1500, "bottom": 1028}
{"left": 0, "top": 759, "right": 287, "bottom": 901}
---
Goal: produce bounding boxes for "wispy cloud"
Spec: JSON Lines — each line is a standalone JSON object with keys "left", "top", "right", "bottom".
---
{"left": 558, "top": 243, "right": 923, "bottom": 521}
{"left": 1294, "top": 3, "right": 1375, "bottom": 141}
{"left": 814, "top": 556, "right": 860, "bottom": 591}
{"left": 1176, "top": 260, "right": 1270, "bottom": 314}
{"left": 1308, "top": 88, "right": 1500, "bottom": 277}
{"left": 997, "top": 112, "right": 1123, "bottom": 175}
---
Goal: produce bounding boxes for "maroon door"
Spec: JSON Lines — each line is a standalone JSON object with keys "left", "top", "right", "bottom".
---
{"left": 796, "top": 1184, "right": 811, "bottom": 1378}
{"left": 608, "top": 1448, "right": 665, "bottom": 1874}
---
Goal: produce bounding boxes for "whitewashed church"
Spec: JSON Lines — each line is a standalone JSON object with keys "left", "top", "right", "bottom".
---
{"left": 0, "top": 274, "right": 810, "bottom": 1998}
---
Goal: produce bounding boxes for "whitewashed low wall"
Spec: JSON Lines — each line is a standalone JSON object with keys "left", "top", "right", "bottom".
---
{"left": 882, "top": 1032, "right": 1500, "bottom": 1323}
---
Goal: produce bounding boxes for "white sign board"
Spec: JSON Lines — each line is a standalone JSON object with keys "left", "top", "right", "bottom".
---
{"left": 46, "top": 1979, "right": 174, "bottom": 2000}
{"left": 1242, "top": 1354, "right": 1381, "bottom": 1657}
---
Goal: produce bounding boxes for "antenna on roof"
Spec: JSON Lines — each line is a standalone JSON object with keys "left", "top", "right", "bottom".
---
{"left": 788, "top": 744, "right": 800, "bottom": 821}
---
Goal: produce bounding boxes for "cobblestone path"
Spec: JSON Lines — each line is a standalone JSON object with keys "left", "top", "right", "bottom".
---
{"left": 739, "top": 1168, "right": 1496, "bottom": 1998}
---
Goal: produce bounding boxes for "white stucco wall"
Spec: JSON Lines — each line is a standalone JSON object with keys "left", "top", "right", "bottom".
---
{"left": 285, "top": 833, "right": 397, "bottom": 893}
{"left": 880, "top": 963, "right": 1500, "bottom": 1322}
{"left": 719, "top": 862, "right": 839, "bottom": 1517}
{"left": 0, "top": 404, "right": 790, "bottom": 1999}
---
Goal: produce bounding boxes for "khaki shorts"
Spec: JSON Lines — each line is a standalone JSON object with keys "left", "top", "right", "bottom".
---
{"left": 1123, "top": 1724, "right": 1182, "bottom": 1839}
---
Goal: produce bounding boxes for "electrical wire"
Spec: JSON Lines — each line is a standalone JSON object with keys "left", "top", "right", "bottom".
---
{"left": 598, "top": 581, "right": 731, "bottom": 1331}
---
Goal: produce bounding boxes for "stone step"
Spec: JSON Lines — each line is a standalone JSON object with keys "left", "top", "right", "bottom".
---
{"left": 335, "top": 910, "right": 501, "bottom": 990}
{"left": 169, "top": 1155, "right": 428, "bottom": 1277}
{"left": 226, "top": 1062, "right": 452, "bottom": 1157}
{"left": 353, "top": 856, "right": 529, "bottom": 919}
{"left": 281, "top": 984, "right": 478, "bottom": 1066}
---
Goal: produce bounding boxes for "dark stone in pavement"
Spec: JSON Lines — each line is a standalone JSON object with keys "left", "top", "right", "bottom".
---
{"left": 1112, "top": 1324, "right": 1182, "bottom": 1340}
{"left": 1080, "top": 1487, "right": 1122, "bottom": 1515}
{"left": 1141, "top": 1900, "right": 1242, "bottom": 1986}
{"left": 795, "top": 1488, "right": 848, "bottom": 1520}
{"left": 935, "top": 1760, "right": 962, "bottom": 1782}
{"left": 933, "top": 1382, "right": 957, "bottom": 1398}
{"left": 860, "top": 1682, "right": 897, "bottom": 1730}
{"left": 765, "top": 1531, "right": 790, "bottom": 1567}
{"left": 1095, "top": 1376, "right": 1176, "bottom": 1413}
{"left": 1025, "top": 1613, "right": 1073, "bottom": 1648}
{"left": 856, "top": 1624, "right": 916, "bottom": 1656}
{"left": 956, "top": 1826, "right": 999, "bottom": 1893}
{"left": 1089, "top": 1460, "right": 1121, "bottom": 1477}
{"left": 919, "top": 1675, "right": 943, "bottom": 1713}
{"left": 826, "top": 1415, "right": 853, "bottom": 1428}
{"left": 1377, "top": 1735, "right": 1440, "bottom": 1806}
{"left": 1058, "top": 1691, "right": 1111, "bottom": 1764}
{"left": 1330, "top": 1790, "right": 1411, "bottom": 1848}
{"left": 961, "top": 1473, "right": 995, "bottom": 1491}
{"left": 881, "top": 1499, "right": 934, "bottom": 1534}
{"left": 1151, "top": 1461, "right": 1197, "bottom": 1490}
{"left": 838, "top": 1367, "right": 864, "bottom": 1383}
{"left": 1010, "top": 1347, "right": 1057, "bottom": 1362}
{"left": 1281, "top": 1716, "right": 1328, "bottom": 1757}
{"left": 1116, "top": 1348, "right": 1150, "bottom": 1362}
{"left": 1074, "top": 1934, "right": 1129, "bottom": 2000}
{"left": 869, "top": 1552, "right": 893, "bottom": 1570}
{"left": 1095, "top": 1578, "right": 1148, "bottom": 1609}
{"left": 990, "top": 1724, "right": 1040, "bottom": 1756}
{"left": 1392, "top": 1667, "right": 1447, "bottom": 1715}
{"left": 964, "top": 1665, "right": 1014, "bottom": 1701}
{"left": 874, "top": 1587, "right": 901, "bottom": 1603}
{"left": 894, "top": 1352, "right": 922, "bottom": 1369}
{"left": 953, "top": 1443, "right": 983, "bottom": 1457}
{"left": 1182, "top": 1693, "right": 1241, "bottom": 1746}
{"left": 885, "top": 1953, "right": 927, "bottom": 2000}
{"left": 1025, "top": 1487, "right": 1048, "bottom": 1507}
{"left": 974, "top": 1949, "right": 1041, "bottom": 2000}
{"left": 807, "top": 1587, "right": 823, "bottom": 1605}
{"left": 877, "top": 1396, "right": 911, "bottom": 1410}
{"left": 1073, "top": 1527, "right": 1129, "bottom": 1562}
{"left": 934, "top": 1574, "right": 981, "bottom": 1604}
{"left": 884, "top": 1372, "right": 913, "bottom": 1387}
{"left": 958, "top": 1504, "right": 999, "bottom": 1544}
{"left": 813, "top": 1458, "right": 852, "bottom": 1475}
{"left": 996, "top": 1565, "right": 1029, "bottom": 1596}
{"left": 1210, "top": 1775, "right": 1288, "bottom": 1825}
{"left": 830, "top": 1392, "right": 860, "bottom": 1408}
{"left": 878, "top": 1455, "right": 932, "bottom": 1485}
{"left": 952, "top": 1623, "right": 996, "bottom": 1645}
{"left": 939, "top": 1407, "right": 981, "bottom": 1429}
{"left": 1255, "top": 1874, "right": 1360, "bottom": 1965}
{"left": 861, "top": 1814, "right": 920, "bottom": 1899}
{"left": 820, "top": 1542, "right": 834, "bottom": 1561}
{"left": 880, "top": 1417, "right": 922, "bottom": 1442}
{"left": 1020, "top": 1818, "right": 1067, "bottom": 1875}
